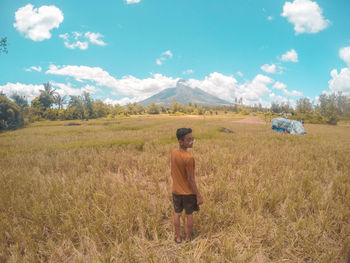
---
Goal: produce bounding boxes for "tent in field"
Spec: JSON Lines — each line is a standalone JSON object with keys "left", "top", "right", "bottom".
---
{"left": 271, "top": 117, "right": 306, "bottom": 135}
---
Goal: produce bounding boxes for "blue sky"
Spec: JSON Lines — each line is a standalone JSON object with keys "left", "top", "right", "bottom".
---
{"left": 1, "top": 0, "right": 350, "bottom": 106}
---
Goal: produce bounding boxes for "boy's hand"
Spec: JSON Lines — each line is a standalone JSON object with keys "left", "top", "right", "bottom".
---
{"left": 197, "top": 195, "right": 203, "bottom": 205}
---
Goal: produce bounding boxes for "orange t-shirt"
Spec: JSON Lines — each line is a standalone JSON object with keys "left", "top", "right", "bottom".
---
{"left": 171, "top": 148, "right": 195, "bottom": 195}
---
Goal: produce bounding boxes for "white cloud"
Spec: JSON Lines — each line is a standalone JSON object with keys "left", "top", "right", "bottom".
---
{"left": 187, "top": 73, "right": 273, "bottom": 105}
{"left": 84, "top": 32, "right": 106, "bottom": 46}
{"left": 183, "top": 69, "right": 194, "bottom": 75}
{"left": 51, "top": 82, "right": 97, "bottom": 97}
{"left": 267, "top": 16, "right": 273, "bottom": 21}
{"left": 59, "top": 31, "right": 106, "bottom": 50}
{"left": 283, "top": 89, "right": 303, "bottom": 96}
{"left": 273, "top": 81, "right": 302, "bottom": 96}
{"left": 112, "top": 74, "right": 178, "bottom": 100}
{"left": 241, "top": 74, "right": 274, "bottom": 103}
{"left": 156, "top": 50, "right": 173, "bottom": 66}
{"left": 0, "top": 82, "right": 42, "bottom": 101}
{"left": 339, "top": 46, "right": 350, "bottom": 67}
{"left": 126, "top": 0, "right": 141, "bottom": 4}
{"left": 261, "top": 64, "right": 276, "bottom": 74}
{"left": 326, "top": 46, "right": 350, "bottom": 95}
{"left": 162, "top": 50, "right": 173, "bottom": 58}
{"left": 46, "top": 65, "right": 179, "bottom": 100}
{"left": 281, "top": 0, "right": 330, "bottom": 34}
{"left": 47, "top": 65, "right": 118, "bottom": 86}
{"left": 25, "top": 66, "right": 42, "bottom": 72}
{"left": 187, "top": 72, "right": 238, "bottom": 102}
{"left": 104, "top": 97, "right": 137, "bottom": 106}
{"left": 328, "top": 68, "right": 350, "bottom": 95}
{"left": 281, "top": 49, "right": 298, "bottom": 62}
{"left": 273, "top": 82, "right": 287, "bottom": 90}
{"left": 13, "top": 4, "right": 63, "bottom": 41}
{"left": 44, "top": 64, "right": 302, "bottom": 106}
{"left": 237, "top": 72, "right": 243, "bottom": 77}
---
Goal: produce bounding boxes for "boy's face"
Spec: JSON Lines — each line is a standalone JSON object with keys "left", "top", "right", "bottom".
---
{"left": 180, "top": 133, "right": 194, "bottom": 148}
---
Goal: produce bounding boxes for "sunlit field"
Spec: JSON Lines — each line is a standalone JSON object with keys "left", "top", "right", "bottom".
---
{"left": 1, "top": 115, "right": 349, "bottom": 262}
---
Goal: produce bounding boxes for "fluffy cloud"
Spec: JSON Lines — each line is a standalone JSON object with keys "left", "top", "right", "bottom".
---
{"left": 339, "top": 46, "right": 350, "bottom": 67}
{"left": 327, "top": 46, "right": 350, "bottom": 95}
{"left": 261, "top": 64, "right": 276, "bottom": 74}
{"left": 240, "top": 74, "right": 274, "bottom": 103}
{"left": 51, "top": 82, "right": 97, "bottom": 97}
{"left": 187, "top": 72, "right": 238, "bottom": 102}
{"left": 283, "top": 89, "right": 303, "bottom": 96}
{"left": 126, "top": 0, "right": 141, "bottom": 4}
{"left": 59, "top": 32, "right": 106, "bottom": 50}
{"left": 25, "top": 66, "right": 42, "bottom": 72}
{"left": 46, "top": 65, "right": 178, "bottom": 99}
{"left": 328, "top": 68, "right": 350, "bottom": 95}
{"left": 281, "top": 0, "right": 330, "bottom": 34}
{"left": 281, "top": 49, "right": 298, "bottom": 62}
{"left": 13, "top": 4, "right": 64, "bottom": 41}
{"left": 104, "top": 97, "right": 137, "bottom": 106}
{"left": 47, "top": 65, "right": 117, "bottom": 86}
{"left": 156, "top": 50, "right": 173, "bottom": 66}
{"left": 84, "top": 32, "right": 106, "bottom": 46}
{"left": 187, "top": 73, "right": 273, "bottom": 105}
{"left": 273, "top": 82, "right": 287, "bottom": 90}
{"left": 0, "top": 82, "right": 42, "bottom": 101}
{"left": 273, "top": 81, "right": 302, "bottom": 97}
{"left": 59, "top": 33, "right": 88, "bottom": 50}
{"left": 3, "top": 64, "right": 304, "bottom": 106}
{"left": 111, "top": 74, "right": 178, "bottom": 100}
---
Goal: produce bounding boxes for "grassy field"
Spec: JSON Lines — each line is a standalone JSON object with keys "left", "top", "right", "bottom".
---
{"left": 1, "top": 115, "right": 349, "bottom": 262}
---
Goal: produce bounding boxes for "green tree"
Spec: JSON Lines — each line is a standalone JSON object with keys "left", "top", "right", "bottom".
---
{"left": 67, "top": 96, "right": 84, "bottom": 119}
{"left": 134, "top": 103, "right": 145, "bottom": 115}
{"left": 125, "top": 103, "right": 137, "bottom": 115}
{"left": 0, "top": 37, "right": 8, "bottom": 54}
{"left": 35, "top": 82, "right": 57, "bottom": 111}
{"left": 0, "top": 94, "right": 24, "bottom": 130}
{"left": 55, "top": 93, "right": 67, "bottom": 110}
{"left": 296, "top": 97, "right": 313, "bottom": 114}
{"left": 171, "top": 102, "right": 186, "bottom": 113}
{"left": 10, "top": 93, "right": 28, "bottom": 109}
{"left": 92, "top": 100, "right": 108, "bottom": 118}
{"left": 319, "top": 93, "right": 339, "bottom": 125}
{"left": 146, "top": 103, "right": 160, "bottom": 114}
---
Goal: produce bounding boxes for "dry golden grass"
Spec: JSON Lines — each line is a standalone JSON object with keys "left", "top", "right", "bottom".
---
{"left": 0, "top": 115, "right": 349, "bottom": 262}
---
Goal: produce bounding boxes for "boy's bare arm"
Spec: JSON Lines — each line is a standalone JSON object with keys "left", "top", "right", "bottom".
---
{"left": 187, "top": 170, "right": 203, "bottom": 205}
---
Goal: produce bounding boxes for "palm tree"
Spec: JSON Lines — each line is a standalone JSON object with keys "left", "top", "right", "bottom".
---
{"left": 38, "top": 82, "right": 57, "bottom": 109}
{"left": 55, "top": 93, "right": 67, "bottom": 110}
{"left": 40, "top": 82, "right": 57, "bottom": 97}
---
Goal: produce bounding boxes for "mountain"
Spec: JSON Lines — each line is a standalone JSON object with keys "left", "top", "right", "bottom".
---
{"left": 138, "top": 80, "right": 232, "bottom": 106}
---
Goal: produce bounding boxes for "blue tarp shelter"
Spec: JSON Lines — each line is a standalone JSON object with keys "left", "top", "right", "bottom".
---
{"left": 271, "top": 117, "right": 306, "bottom": 135}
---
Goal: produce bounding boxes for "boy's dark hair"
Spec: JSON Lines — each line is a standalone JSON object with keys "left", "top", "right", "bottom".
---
{"left": 176, "top": 128, "right": 192, "bottom": 141}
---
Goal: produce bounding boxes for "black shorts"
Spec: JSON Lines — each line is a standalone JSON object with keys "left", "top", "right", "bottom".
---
{"left": 172, "top": 194, "right": 199, "bottom": 215}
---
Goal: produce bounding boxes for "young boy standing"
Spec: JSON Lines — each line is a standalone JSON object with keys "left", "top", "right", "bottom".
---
{"left": 171, "top": 128, "right": 203, "bottom": 243}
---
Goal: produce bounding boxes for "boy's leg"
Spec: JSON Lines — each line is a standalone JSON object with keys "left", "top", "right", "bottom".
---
{"left": 174, "top": 212, "right": 182, "bottom": 242}
{"left": 185, "top": 213, "right": 193, "bottom": 242}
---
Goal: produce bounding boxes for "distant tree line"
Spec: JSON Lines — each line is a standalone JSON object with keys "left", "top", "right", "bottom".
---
{"left": 1, "top": 82, "right": 350, "bottom": 131}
